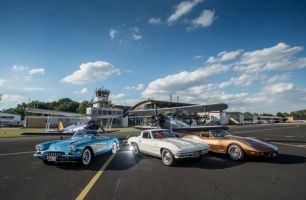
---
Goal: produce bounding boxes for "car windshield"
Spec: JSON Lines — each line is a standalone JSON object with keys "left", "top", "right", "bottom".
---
{"left": 151, "top": 130, "right": 176, "bottom": 139}
{"left": 72, "top": 130, "right": 97, "bottom": 138}
{"left": 209, "top": 129, "right": 230, "bottom": 138}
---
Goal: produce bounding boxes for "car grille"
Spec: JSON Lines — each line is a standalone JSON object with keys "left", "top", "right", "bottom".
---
{"left": 44, "top": 152, "right": 65, "bottom": 157}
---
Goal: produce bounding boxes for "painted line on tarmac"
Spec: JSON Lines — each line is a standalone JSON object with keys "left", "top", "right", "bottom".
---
{"left": 76, "top": 138, "right": 128, "bottom": 200}
{"left": 271, "top": 142, "right": 306, "bottom": 148}
{"left": 234, "top": 126, "right": 298, "bottom": 133}
{"left": 0, "top": 151, "right": 35, "bottom": 156}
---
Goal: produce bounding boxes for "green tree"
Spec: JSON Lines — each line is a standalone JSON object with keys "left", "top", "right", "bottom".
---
{"left": 77, "top": 100, "right": 92, "bottom": 114}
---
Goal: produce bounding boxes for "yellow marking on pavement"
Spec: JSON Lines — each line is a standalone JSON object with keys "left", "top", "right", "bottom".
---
{"left": 75, "top": 140, "right": 126, "bottom": 200}
{"left": 271, "top": 142, "right": 306, "bottom": 148}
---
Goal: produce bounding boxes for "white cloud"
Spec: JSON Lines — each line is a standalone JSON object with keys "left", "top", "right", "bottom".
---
{"left": 125, "top": 83, "right": 144, "bottom": 91}
{"left": 207, "top": 50, "right": 243, "bottom": 63}
{"left": 148, "top": 17, "right": 161, "bottom": 25}
{"left": 266, "top": 74, "right": 290, "bottom": 84}
{"left": 0, "top": 79, "right": 6, "bottom": 86}
{"left": 74, "top": 88, "right": 88, "bottom": 94}
{"left": 193, "top": 55, "right": 202, "bottom": 59}
{"left": 1, "top": 94, "right": 25, "bottom": 103}
{"left": 191, "top": 10, "right": 215, "bottom": 28}
{"left": 219, "top": 74, "right": 255, "bottom": 89}
{"left": 110, "top": 93, "right": 126, "bottom": 100}
{"left": 141, "top": 42, "right": 306, "bottom": 113}
{"left": 11, "top": 65, "right": 46, "bottom": 81}
{"left": 28, "top": 68, "right": 45, "bottom": 75}
{"left": 168, "top": 0, "right": 203, "bottom": 24}
{"left": 109, "top": 29, "right": 118, "bottom": 39}
{"left": 112, "top": 98, "right": 141, "bottom": 106}
{"left": 132, "top": 33, "right": 142, "bottom": 41}
{"left": 61, "top": 60, "right": 120, "bottom": 84}
{"left": 12, "top": 65, "right": 29, "bottom": 71}
{"left": 235, "top": 43, "right": 306, "bottom": 73}
{"left": 24, "top": 87, "right": 44, "bottom": 91}
{"left": 142, "top": 63, "right": 230, "bottom": 97}
{"left": 131, "top": 26, "right": 142, "bottom": 41}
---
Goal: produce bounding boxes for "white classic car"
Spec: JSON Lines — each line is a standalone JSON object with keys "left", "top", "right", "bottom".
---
{"left": 127, "top": 129, "right": 210, "bottom": 166}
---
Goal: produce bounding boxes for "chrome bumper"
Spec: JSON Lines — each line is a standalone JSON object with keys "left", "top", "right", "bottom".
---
{"left": 174, "top": 149, "right": 209, "bottom": 159}
{"left": 34, "top": 153, "right": 81, "bottom": 161}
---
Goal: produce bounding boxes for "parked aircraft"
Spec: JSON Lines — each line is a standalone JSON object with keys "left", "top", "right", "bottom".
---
{"left": 128, "top": 103, "right": 228, "bottom": 132}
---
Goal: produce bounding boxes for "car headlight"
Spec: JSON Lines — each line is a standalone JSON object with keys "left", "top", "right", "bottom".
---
{"left": 69, "top": 145, "right": 78, "bottom": 151}
{"left": 35, "top": 144, "right": 44, "bottom": 151}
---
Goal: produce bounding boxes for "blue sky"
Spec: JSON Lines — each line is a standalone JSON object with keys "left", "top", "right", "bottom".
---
{"left": 0, "top": 0, "right": 306, "bottom": 113}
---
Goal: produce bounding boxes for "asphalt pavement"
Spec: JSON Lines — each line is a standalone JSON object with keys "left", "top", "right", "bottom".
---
{"left": 0, "top": 124, "right": 306, "bottom": 200}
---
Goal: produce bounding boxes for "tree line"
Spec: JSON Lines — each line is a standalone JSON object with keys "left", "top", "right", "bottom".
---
{"left": 3, "top": 98, "right": 92, "bottom": 119}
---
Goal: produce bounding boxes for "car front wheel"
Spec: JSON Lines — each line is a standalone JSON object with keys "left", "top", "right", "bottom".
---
{"left": 80, "top": 148, "right": 93, "bottom": 166}
{"left": 131, "top": 143, "right": 140, "bottom": 155}
{"left": 111, "top": 142, "right": 118, "bottom": 154}
{"left": 228, "top": 144, "right": 244, "bottom": 160}
{"left": 161, "top": 149, "right": 175, "bottom": 166}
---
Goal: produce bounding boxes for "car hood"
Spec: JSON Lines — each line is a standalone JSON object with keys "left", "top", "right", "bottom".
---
{"left": 160, "top": 138, "right": 209, "bottom": 151}
{"left": 47, "top": 137, "right": 90, "bottom": 151}
{"left": 225, "top": 135, "right": 277, "bottom": 151}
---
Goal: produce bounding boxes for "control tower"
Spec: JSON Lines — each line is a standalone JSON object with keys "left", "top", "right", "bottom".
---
{"left": 92, "top": 87, "right": 110, "bottom": 108}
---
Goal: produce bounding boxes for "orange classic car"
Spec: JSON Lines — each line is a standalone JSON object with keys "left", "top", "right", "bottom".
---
{"left": 183, "top": 129, "right": 278, "bottom": 160}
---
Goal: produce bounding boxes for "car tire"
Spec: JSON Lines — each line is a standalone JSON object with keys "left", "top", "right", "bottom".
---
{"left": 161, "top": 149, "right": 175, "bottom": 167}
{"left": 80, "top": 148, "right": 93, "bottom": 166}
{"left": 131, "top": 143, "right": 140, "bottom": 155}
{"left": 228, "top": 144, "right": 244, "bottom": 161}
{"left": 111, "top": 142, "right": 118, "bottom": 154}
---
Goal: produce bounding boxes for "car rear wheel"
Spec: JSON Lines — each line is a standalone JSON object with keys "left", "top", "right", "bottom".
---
{"left": 161, "top": 149, "right": 175, "bottom": 166}
{"left": 80, "top": 148, "right": 93, "bottom": 166}
{"left": 111, "top": 142, "right": 118, "bottom": 154}
{"left": 228, "top": 144, "right": 244, "bottom": 160}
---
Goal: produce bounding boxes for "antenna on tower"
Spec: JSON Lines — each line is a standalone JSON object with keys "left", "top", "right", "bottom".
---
{"left": 169, "top": 94, "right": 172, "bottom": 102}
{"left": 177, "top": 96, "right": 179, "bottom": 102}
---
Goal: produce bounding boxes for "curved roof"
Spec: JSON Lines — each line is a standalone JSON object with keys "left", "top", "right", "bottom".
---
{"left": 124, "top": 100, "right": 228, "bottom": 117}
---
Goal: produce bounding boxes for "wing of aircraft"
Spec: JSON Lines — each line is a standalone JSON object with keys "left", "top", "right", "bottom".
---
{"left": 127, "top": 103, "right": 228, "bottom": 116}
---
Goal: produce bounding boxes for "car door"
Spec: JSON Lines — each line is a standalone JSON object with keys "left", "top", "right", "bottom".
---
{"left": 91, "top": 136, "right": 108, "bottom": 153}
{"left": 200, "top": 133, "right": 221, "bottom": 152}
{"left": 139, "top": 131, "right": 158, "bottom": 156}
{"left": 138, "top": 131, "right": 151, "bottom": 153}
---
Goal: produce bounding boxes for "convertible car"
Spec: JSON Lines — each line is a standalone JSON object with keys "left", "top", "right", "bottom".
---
{"left": 34, "top": 130, "right": 119, "bottom": 166}
{"left": 183, "top": 129, "right": 278, "bottom": 160}
{"left": 127, "top": 129, "right": 210, "bottom": 166}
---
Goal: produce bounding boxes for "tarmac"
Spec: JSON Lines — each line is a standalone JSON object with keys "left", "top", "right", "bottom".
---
{"left": 0, "top": 123, "right": 306, "bottom": 200}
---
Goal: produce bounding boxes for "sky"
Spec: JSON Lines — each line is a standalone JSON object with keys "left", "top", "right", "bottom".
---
{"left": 0, "top": 0, "right": 306, "bottom": 114}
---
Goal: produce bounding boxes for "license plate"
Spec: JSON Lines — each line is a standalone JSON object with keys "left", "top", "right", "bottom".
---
{"left": 47, "top": 156, "right": 57, "bottom": 161}
{"left": 191, "top": 153, "right": 200, "bottom": 158}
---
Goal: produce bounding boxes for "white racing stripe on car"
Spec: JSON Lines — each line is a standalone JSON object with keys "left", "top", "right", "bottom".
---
{"left": 0, "top": 151, "right": 35, "bottom": 156}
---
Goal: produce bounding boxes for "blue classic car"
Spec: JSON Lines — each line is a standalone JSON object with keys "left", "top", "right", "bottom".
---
{"left": 34, "top": 130, "right": 120, "bottom": 166}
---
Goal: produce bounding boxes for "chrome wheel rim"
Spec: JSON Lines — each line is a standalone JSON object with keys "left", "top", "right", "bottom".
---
{"left": 82, "top": 149, "right": 91, "bottom": 165}
{"left": 162, "top": 151, "right": 171, "bottom": 164}
{"left": 229, "top": 146, "right": 241, "bottom": 160}
{"left": 112, "top": 142, "right": 117, "bottom": 153}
